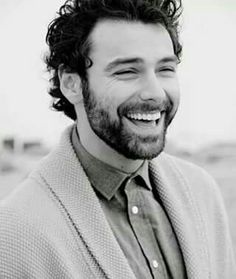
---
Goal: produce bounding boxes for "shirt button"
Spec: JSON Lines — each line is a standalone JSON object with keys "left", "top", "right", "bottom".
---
{"left": 152, "top": 260, "right": 159, "bottom": 269}
{"left": 131, "top": 206, "right": 139, "bottom": 214}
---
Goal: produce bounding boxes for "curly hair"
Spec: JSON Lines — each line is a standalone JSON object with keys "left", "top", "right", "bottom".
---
{"left": 45, "top": 0, "right": 183, "bottom": 120}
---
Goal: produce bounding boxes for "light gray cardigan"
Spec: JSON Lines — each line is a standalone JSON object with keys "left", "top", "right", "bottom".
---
{"left": 0, "top": 126, "right": 235, "bottom": 278}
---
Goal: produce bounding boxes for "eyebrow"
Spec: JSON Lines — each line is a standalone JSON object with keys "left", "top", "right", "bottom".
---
{"left": 104, "top": 55, "right": 178, "bottom": 72}
{"left": 104, "top": 58, "right": 143, "bottom": 72}
{"left": 159, "top": 55, "right": 179, "bottom": 64}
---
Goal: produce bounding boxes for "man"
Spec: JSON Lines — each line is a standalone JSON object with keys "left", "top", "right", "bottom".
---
{"left": 0, "top": 0, "right": 235, "bottom": 278}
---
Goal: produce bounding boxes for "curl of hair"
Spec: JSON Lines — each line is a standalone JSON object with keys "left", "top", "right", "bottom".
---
{"left": 45, "top": 0, "right": 183, "bottom": 120}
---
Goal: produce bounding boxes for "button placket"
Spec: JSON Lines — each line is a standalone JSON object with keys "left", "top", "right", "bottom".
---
{"left": 129, "top": 188, "right": 167, "bottom": 278}
{"left": 125, "top": 177, "right": 166, "bottom": 278}
{"left": 125, "top": 177, "right": 140, "bottom": 218}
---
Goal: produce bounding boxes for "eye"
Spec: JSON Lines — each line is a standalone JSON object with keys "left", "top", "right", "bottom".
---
{"left": 114, "top": 68, "right": 138, "bottom": 80}
{"left": 159, "top": 66, "right": 176, "bottom": 73}
{"left": 115, "top": 69, "right": 137, "bottom": 75}
{"left": 157, "top": 66, "right": 177, "bottom": 77}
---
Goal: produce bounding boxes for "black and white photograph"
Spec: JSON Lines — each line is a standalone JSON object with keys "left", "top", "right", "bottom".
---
{"left": 0, "top": 0, "right": 236, "bottom": 278}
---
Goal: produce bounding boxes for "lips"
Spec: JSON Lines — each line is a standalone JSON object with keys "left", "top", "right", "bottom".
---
{"left": 125, "top": 111, "right": 162, "bottom": 127}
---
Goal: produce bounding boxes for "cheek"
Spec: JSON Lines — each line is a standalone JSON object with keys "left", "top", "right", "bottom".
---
{"left": 101, "top": 81, "right": 135, "bottom": 109}
{"left": 164, "top": 79, "right": 180, "bottom": 107}
{"left": 95, "top": 89, "right": 121, "bottom": 118}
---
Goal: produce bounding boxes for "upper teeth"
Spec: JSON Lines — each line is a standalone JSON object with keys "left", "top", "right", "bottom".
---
{"left": 127, "top": 112, "right": 161, "bottom": 121}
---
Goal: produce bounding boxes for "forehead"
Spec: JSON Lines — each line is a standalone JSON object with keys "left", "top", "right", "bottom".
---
{"left": 88, "top": 19, "right": 174, "bottom": 65}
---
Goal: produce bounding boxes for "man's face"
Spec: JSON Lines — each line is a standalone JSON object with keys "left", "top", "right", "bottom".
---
{"left": 82, "top": 20, "right": 180, "bottom": 160}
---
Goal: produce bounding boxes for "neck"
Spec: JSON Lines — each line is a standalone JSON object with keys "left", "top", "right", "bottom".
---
{"left": 76, "top": 108, "right": 143, "bottom": 173}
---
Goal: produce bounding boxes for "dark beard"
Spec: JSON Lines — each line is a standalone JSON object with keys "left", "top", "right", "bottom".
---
{"left": 82, "top": 83, "right": 173, "bottom": 160}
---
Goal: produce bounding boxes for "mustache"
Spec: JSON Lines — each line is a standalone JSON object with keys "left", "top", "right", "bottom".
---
{"left": 119, "top": 99, "right": 173, "bottom": 116}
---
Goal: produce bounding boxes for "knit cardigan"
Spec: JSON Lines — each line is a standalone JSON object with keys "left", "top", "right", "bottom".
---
{"left": 0, "top": 126, "right": 235, "bottom": 279}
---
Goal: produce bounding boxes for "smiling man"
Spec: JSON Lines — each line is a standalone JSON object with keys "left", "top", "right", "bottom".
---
{"left": 62, "top": 20, "right": 179, "bottom": 171}
{"left": 0, "top": 0, "right": 235, "bottom": 278}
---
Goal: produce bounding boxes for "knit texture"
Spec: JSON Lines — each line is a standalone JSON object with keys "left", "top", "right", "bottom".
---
{"left": 0, "top": 125, "right": 235, "bottom": 278}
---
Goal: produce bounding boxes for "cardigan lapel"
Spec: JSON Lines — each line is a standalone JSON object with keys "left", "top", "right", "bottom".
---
{"left": 149, "top": 154, "right": 209, "bottom": 279}
{"left": 36, "top": 126, "right": 136, "bottom": 279}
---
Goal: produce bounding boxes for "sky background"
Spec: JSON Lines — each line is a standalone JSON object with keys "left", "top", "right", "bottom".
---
{"left": 0, "top": 0, "right": 236, "bottom": 150}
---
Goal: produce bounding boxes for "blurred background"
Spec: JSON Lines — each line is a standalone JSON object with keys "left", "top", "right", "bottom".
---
{"left": 0, "top": 0, "right": 236, "bottom": 255}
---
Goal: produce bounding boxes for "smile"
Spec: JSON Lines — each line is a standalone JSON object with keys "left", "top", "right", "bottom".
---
{"left": 126, "top": 111, "right": 162, "bottom": 127}
{"left": 127, "top": 111, "right": 161, "bottom": 121}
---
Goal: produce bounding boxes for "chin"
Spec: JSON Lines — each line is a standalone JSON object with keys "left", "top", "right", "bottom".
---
{"left": 121, "top": 136, "right": 166, "bottom": 160}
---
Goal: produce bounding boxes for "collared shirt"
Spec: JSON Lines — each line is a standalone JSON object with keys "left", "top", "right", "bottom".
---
{"left": 72, "top": 126, "right": 187, "bottom": 279}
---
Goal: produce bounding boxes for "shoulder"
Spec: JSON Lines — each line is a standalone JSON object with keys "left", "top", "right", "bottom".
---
{"left": 152, "top": 152, "right": 224, "bottom": 210}
{"left": 0, "top": 175, "right": 59, "bottom": 242}
{"left": 0, "top": 176, "right": 70, "bottom": 277}
{"left": 0, "top": 165, "right": 70, "bottom": 233}
{"left": 154, "top": 152, "right": 216, "bottom": 186}
{"left": 152, "top": 152, "right": 231, "bottom": 234}
{"left": 0, "top": 173, "right": 56, "bottom": 218}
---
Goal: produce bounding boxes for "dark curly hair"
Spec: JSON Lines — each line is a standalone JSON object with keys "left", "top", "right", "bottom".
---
{"left": 45, "top": 0, "right": 183, "bottom": 120}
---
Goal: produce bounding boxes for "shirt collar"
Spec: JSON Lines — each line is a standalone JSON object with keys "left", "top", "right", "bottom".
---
{"left": 71, "top": 125, "right": 152, "bottom": 200}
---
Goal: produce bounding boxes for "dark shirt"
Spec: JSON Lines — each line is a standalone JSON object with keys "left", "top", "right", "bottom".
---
{"left": 72, "top": 126, "right": 186, "bottom": 279}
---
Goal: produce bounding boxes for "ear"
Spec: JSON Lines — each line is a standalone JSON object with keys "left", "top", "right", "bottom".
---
{"left": 58, "top": 67, "right": 83, "bottom": 105}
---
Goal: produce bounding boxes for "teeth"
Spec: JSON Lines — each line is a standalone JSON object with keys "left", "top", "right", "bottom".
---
{"left": 127, "top": 111, "right": 161, "bottom": 121}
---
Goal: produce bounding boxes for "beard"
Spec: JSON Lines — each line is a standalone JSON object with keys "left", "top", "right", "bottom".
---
{"left": 82, "top": 82, "right": 175, "bottom": 160}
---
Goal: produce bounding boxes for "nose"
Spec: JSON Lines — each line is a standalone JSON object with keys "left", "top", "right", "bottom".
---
{"left": 139, "top": 72, "right": 166, "bottom": 101}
